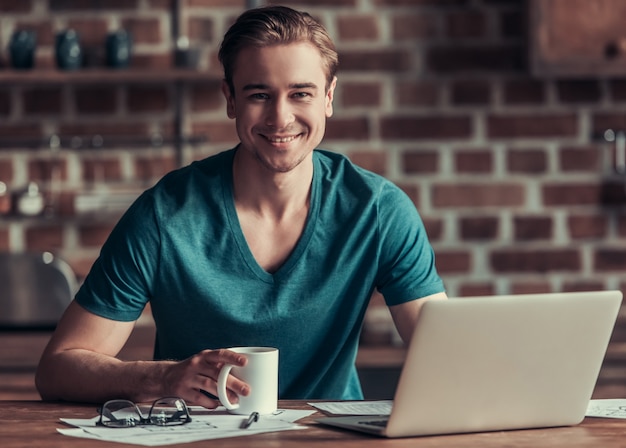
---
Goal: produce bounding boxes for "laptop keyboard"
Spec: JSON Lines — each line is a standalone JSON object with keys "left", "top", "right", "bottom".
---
{"left": 358, "top": 419, "right": 388, "bottom": 427}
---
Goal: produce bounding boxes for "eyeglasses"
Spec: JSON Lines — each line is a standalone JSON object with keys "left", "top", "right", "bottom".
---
{"left": 97, "top": 397, "right": 192, "bottom": 428}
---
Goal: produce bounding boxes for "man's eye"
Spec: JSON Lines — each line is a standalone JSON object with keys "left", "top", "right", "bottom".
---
{"left": 250, "top": 93, "right": 269, "bottom": 100}
{"left": 293, "top": 92, "right": 311, "bottom": 98}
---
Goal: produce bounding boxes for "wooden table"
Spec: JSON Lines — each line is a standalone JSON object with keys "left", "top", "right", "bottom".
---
{"left": 1, "top": 400, "right": 625, "bottom": 447}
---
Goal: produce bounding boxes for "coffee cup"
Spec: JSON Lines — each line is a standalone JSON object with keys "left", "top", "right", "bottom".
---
{"left": 217, "top": 347, "right": 278, "bottom": 415}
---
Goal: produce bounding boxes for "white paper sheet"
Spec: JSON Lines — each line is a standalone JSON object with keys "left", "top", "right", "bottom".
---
{"left": 586, "top": 399, "right": 626, "bottom": 419}
{"left": 58, "top": 407, "right": 315, "bottom": 446}
{"left": 308, "top": 400, "right": 393, "bottom": 416}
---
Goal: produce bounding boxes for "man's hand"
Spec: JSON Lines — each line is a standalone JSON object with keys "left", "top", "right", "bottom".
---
{"left": 161, "top": 349, "right": 250, "bottom": 408}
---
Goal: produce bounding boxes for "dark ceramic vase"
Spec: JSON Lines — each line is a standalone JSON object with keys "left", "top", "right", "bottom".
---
{"left": 9, "top": 30, "right": 37, "bottom": 69}
{"left": 106, "top": 30, "right": 132, "bottom": 69}
{"left": 55, "top": 29, "right": 82, "bottom": 70}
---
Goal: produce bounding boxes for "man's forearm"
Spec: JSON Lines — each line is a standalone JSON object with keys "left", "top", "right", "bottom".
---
{"left": 35, "top": 349, "right": 173, "bottom": 403}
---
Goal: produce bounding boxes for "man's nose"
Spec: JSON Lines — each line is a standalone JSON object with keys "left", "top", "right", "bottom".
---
{"left": 265, "top": 97, "right": 294, "bottom": 129}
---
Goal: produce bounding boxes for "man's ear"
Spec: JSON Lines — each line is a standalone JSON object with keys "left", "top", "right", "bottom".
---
{"left": 222, "top": 80, "right": 236, "bottom": 119}
{"left": 325, "top": 76, "right": 337, "bottom": 118}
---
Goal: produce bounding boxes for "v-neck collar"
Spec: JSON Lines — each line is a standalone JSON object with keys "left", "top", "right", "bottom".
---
{"left": 222, "top": 149, "right": 321, "bottom": 283}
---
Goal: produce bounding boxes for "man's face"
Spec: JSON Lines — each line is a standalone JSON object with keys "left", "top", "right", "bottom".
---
{"left": 222, "top": 42, "right": 336, "bottom": 174}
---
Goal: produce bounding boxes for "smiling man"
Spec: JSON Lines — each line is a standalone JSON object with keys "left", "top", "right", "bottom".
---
{"left": 36, "top": 6, "right": 447, "bottom": 408}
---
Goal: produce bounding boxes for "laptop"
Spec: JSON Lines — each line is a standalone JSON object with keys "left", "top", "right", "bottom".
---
{"left": 317, "top": 290, "right": 623, "bottom": 438}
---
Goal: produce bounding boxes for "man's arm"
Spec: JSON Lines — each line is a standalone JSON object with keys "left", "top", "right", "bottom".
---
{"left": 388, "top": 292, "right": 448, "bottom": 345}
{"left": 35, "top": 301, "right": 249, "bottom": 407}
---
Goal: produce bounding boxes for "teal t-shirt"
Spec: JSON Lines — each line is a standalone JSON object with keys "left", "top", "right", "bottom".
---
{"left": 76, "top": 148, "right": 444, "bottom": 400}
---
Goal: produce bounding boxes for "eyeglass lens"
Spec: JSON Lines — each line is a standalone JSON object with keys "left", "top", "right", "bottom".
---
{"left": 99, "top": 397, "right": 191, "bottom": 427}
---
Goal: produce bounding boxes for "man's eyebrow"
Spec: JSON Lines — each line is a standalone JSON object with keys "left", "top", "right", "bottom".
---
{"left": 242, "top": 82, "right": 319, "bottom": 91}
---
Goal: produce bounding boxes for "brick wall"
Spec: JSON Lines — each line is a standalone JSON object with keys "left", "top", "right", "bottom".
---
{"left": 1, "top": 0, "right": 626, "bottom": 299}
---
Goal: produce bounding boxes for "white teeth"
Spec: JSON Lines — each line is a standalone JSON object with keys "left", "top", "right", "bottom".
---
{"left": 267, "top": 135, "right": 296, "bottom": 143}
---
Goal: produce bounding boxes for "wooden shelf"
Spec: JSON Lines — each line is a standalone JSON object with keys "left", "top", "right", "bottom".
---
{"left": 0, "top": 68, "right": 221, "bottom": 85}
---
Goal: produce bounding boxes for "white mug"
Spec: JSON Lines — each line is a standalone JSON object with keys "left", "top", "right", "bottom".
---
{"left": 217, "top": 347, "right": 279, "bottom": 415}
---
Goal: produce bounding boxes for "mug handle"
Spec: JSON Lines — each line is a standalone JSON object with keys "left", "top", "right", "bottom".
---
{"left": 217, "top": 364, "right": 239, "bottom": 410}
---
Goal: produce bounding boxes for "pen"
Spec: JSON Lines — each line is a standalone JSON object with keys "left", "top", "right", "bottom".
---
{"left": 241, "top": 411, "right": 259, "bottom": 429}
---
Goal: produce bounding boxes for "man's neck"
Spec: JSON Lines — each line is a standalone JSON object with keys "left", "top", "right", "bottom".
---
{"left": 232, "top": 148, "right": 313, "bottom": 221}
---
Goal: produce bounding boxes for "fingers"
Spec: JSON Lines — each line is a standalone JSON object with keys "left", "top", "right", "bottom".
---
{"left": 164, "top": 348, "right": 250, "bottom": 409}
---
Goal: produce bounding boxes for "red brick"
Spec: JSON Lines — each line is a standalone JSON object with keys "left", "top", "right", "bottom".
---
{"left": 59, "top": 123, "right": 149, "bottom": 137}
{"left": 451, "top": 80, "right": 491, "bottom": 105}
{"left": 381, "top": 115, "right": 472, "bottom": 140}
{"left": 502, "top": 80, "right": 545, "bottom": 105}
{"left": 79, "top": 223, "right": 115, "bottom": 247}
{"left": 609, "top": 79, "right": 626, "bottom": 101}
{"left": 325, "top": 117, "right": 370, "bottom": 140}
{"left": 27, "top": 158, "right": 67, "bottom": 182}
{"left": 542, "top": 183, "right": 603, "bottom": 206}
{"left": 121, "top": 18, "right": 163, "bottom": 45}
{"left": 0, "top": 160, "right": 13, "bottom": 182}
{"left": 337, "top": 15, "right": 379, "bottom": 41}
{"left": 392, "top": 13, "right": 439, "bottom": 40}
{"left": 0, "top": 229, "right": 8, "bottom": 250}
{"left": 458, "top": 282, "right": 495, "bottom": 297}
{"left": 50, "top": 0, "right": 138, "bottom": 10}
{"left": 395, "top": 80, "right": 440, "bottom": 107}
{"left": 0, "top": 90, "right": 11, "bottom": 116}
{"left": 435, "top": 250, "right": 471, "bottom": 274}
{"left": 0, "top": 124, "right": 42, "bottom": 139}
{"left": 341, "top": 81, "right": 382, "bottom": 108}
{"left": 0, "top": 0, "right": 33, "bottom": 12}
{"left": 454, "top": 149, "right": 493, "bottom": 173}
{"left": 186, "top": 0, "right": 247, "bottom": 6}
{"left": 66, "top": 18, "right": 109, "bottom": 47}
{"left": 82, "top": 159, "right": 122, "bottom": 182}
{"left": 426, "top": 45, "right": 524, "bottom": 73}
{"left": 374, "top": 0, "right": 468, "bottom": 5}
{"left": 190, "top": 82, "right": 223, "bottom": 112}
{"left": 507, "top": 148, "right": 547, "bottom": 173}
{"left": 131, "top": 53, "right": 172, "bottom": 69}
{"left": 339, "top": 50, "right": 412, "bottom": 72}
{"left": 188, "top": 17, "right": 215, "bottom": 42}
{"left": 510, "top": 282, "right": 552, "bottom": 294}
{"left": 127, "top": 86, "right": 170, "bottom": 112}
{"left": 600, "top": 181, "right": 626, "bottom": 206}
{"left": 513, "top": 215, "right": 552, "bottom": 241}
{"left": 559, "top": 146, "right": 602, "bottom": 172}
{"left": 135, "top": 153, "right": 178, "bottom": 180}
{"left": 402, "top": 151, "right": 439, "bottom": 174}
{"left": 562, "top": 281, "right": 606, "bottom": 292}
{"left": 568, "top": 214, "right": 608, "bottom": 239}
{"left": 459, "top": 216, "right": 499, "bottom": 240}
{"left": 22, "top": 87, "right": 63, "bottom": 115}
{"left": 25, "top": 225, "right": 64, "bottom": 251}
{"left": 487, "top": 114, "right": 577, "bottom": 138}
{"left": 432, "top": 183, "right": 524, "bottom": 208}
{"left": 422, "top": 217, "right": 443, "bottom": 241}
{"left": 348, "top": 151, "right": 387, "bottom": 176}
{"left": 75, "top": 86, "right": 118, "bottom": 114}
{"left": 592, "top": 113, "right": 626, "bottom": 135}
{"left": 490, "top": 249, "right": 580, "bottom": 273}
{"left": 595, "top": 249, "right": 626, "bottom": 271}
{"left": 191, "top": 120, "right": 237, "bottom": 143}
{"left": 445, "top": 11, "right": 487, "bottom": 38}
{"left": 556, "top": 80, "right": 602, "bottom": 104}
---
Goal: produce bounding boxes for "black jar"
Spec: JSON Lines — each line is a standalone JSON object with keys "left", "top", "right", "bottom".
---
{"left": 105, "top": 30, "right": 132, "bottom": 69}
{"left": 55, "top": 29, "right": 82, "bottom": 70}
{"left": 9, "top": 30, "right": 37, "bottom": 69}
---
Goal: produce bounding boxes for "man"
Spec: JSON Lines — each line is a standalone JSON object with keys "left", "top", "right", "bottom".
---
{"left": 36, "top": 6, "right": 446, "bottom": 408}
